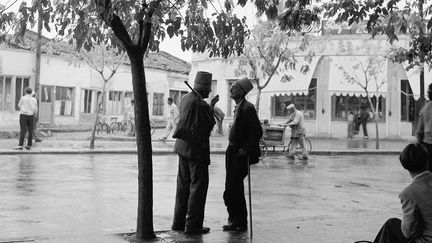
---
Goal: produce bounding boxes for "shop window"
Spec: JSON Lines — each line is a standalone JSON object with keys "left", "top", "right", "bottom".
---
{"left": 0, "top": 76, "right": 12, "bottom": 111}
{"left": 55, "top": 86, "right": 74, "bottom": 116}
{"left": 169, "top": 89, "right": 188, "bottom": 105}
{"left": 331, "top": 94, "right": 386, "bottom": 121}
{"left": 400, "top": 79, "right": 415, "bottom": 122}
{"left": 124, "top": 91, "right": 134, "bottom": 108}
{"left": 153, "top": 92, "right": 164, "bottom": 115}
{"left": 107, "top": 91, "right": 122, "bottom": 114}
{"left": 15, "top": 77, "right": 30, "bottom": 111}
{"left": 271, "top": 78, "right": 317, "bottom": 119}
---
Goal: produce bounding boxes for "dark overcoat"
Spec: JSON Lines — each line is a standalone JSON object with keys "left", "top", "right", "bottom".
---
{"left": 229, "top": 100, "right": 263, "bottom": 164}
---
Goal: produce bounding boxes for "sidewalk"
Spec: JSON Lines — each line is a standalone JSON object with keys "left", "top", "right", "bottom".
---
{"left": 0, "top": 127, "right": 415, "bottom": 155}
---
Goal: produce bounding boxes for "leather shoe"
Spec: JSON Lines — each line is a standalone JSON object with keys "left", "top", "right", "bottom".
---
{"left": 223, "top": 224, "right": 247, "bottom": 231}
{"left": 171, "top": 225, "right": 184, "bottom": 231}
{"left": 184, "top": 227, "right": 210, "bottom": 234}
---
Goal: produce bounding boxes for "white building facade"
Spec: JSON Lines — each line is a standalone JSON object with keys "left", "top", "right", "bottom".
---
{"left": 0, "top": 48, "right": 190, "bottom": 128}
{"left": 189, "top": 21, "right": 426, "bottom": 139}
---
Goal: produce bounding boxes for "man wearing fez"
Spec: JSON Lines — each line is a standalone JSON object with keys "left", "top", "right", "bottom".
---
{"left": 171, "top": 71, "right": 219, "bottom": 234}
{"left": 223, "top": 77, "right": 262, "bottom": 231}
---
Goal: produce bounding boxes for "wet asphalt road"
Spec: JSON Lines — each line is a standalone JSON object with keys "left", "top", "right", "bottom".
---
{"left": 0, "top": 154, "right": 410, "bottom": 243}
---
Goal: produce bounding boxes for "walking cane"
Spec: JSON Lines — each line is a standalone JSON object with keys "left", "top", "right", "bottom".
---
{"left": 247, "top": 157, "right": 253, "bottom": 238}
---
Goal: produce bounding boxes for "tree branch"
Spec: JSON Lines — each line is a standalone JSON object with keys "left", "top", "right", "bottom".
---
{"left": 1, "top": 0, "right": 19, "bottom": 14}
{"left": 94, "top": 0, "right": 134, "bottom": 48}
{"left": 257, "top": 46, "right": 270, "bottom": 64}
{"left": 140, "top": 0, "right": 162, "bottom": 50}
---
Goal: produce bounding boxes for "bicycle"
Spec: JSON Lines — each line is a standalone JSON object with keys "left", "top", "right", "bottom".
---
{"left": 120, "top": 117, "right": 156, "bottom": 136}
{"left": 108, "top": 117, "right": 123, "bottom": 134}
{"left": 95, "top": 114, "right": 109, "bottom": 134}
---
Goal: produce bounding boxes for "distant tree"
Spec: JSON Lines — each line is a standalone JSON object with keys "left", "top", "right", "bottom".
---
{"left": 234, "top": 19, "right": 314, "bottom": 114}
{"left": 74, "top": 45, "right": 126, "bottom": 150}
{"left": 338, "top": 56, "right": 386, "bottom": 149}
{"left": 1, "top": 0, "right": 320, "bottom": 240}
{"left": 323, "top": 0, "right": 432, "bottom": 106}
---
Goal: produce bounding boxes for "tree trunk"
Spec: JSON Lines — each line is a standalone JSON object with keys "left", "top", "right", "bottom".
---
{"left": 366, "top": 95, "right": 379, "bottom": 150}
{"left": 128, "top": 46, "right": 155, "bottom": 240}
{"left": 90, "top": 81, "right": 107, "bottom": 149}
{"left": 255, "top": 87, "right": 262, "bottom": 115}
{"left": 374, "top": 117, "right": 379, "bottom": 149}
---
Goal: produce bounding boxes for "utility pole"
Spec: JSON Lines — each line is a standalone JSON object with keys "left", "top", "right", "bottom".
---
{"left": 35, "top": 1, "right": 42, "bottom": 124}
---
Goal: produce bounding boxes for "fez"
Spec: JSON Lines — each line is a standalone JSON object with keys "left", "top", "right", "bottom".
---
{"left": 237, "top": 77, "right": 253, "bottom": 94}
{"left": 194, "top": 71, "right": 212, "bottom": 89}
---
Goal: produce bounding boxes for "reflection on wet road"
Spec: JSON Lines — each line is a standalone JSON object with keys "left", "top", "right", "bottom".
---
{"left": 0, "top": 154, "right": 409, "bottom": 242}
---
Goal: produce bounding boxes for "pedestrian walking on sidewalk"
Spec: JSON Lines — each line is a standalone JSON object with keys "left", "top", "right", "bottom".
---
{"left": 416, "top": 83, "right": 432, "bottom": 170}
{"left": 14, "top": 87, "right": 38, "bottom": 150}
{"left": 171, "top": 71, "right": 219, "bottom": 235}
{"left": 371, "top": 143, "right": 432, "bottom": 243}
{"left": 223, "top": 77, "right": 262, "bottom": 232}
{"left": 159, "top": 97, "right": 179, "bottom": 142}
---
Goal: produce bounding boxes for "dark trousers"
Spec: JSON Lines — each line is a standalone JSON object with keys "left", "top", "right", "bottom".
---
{"left": 19, "top": 114, "right": 34, "bottom": 147}
{"left": 347, "top": 123, "right": 354, "bottom": 138}
{"left": 421, "top": 142, "right": 432, "bottom": 172}
{"left": 354, "top": 121, "right": 368, "bottom": 136}
{"left": 373, "top": 218, "right": 409, "bottom": 243}
{"left": 362, "top": 121, "right": 368, "bottom": 136}
{"left": 223, "top": 146, "right": 248, "bottom": 226}
{"left": 172, "top": 155, "right": 209, "bottom": 230}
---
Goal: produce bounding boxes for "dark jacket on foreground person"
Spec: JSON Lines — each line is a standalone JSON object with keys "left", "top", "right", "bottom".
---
{"left": 228, "top": 100, "right": 263, "bottom": 165}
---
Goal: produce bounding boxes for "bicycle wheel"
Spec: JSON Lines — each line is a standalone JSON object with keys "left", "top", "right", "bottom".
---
{"left": 287, "top": 137, "right": 312, "bottom": 155}
{"left": 100, "top": 123, "right": 109, "bottom": 134}
{"left": 122, "top": 121, "right": 134, "bottom": 134}
{"left": 112, "top": 122, "right": 123, "bottom": 134}
{"left": 259, "top": 140, "right": 268, "bottom": 160}
{"left": 305, "top": 138, "right": 312, "bottom": 154}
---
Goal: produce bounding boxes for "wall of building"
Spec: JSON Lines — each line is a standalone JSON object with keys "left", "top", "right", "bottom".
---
{"left": 0, "top": 48, "right": 189, "bottom": 128}
{"left": 189, "top": 34, "right": 415, "bottom": 138}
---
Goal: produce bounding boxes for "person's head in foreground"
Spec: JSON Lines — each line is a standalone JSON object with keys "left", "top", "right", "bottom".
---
{"left": 399, "top": 143, "right": 429, "bottom": 176}
{"left": 194, "top": 71, "right": 212, "bottom": 99}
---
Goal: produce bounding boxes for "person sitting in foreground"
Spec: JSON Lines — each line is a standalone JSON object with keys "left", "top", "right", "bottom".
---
{"left": 372, "top": 143, "right": 432, "bottom": 243}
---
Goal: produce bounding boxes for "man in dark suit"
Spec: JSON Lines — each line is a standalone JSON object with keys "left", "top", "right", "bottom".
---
{"left": 223, "top": 77, "right": 263, "bottom": 231}
{"left": 171, "top": 71, "right": 219, "bottom": 235}
{"left": 372, "top": 143, "right": 432, "bottom": 243}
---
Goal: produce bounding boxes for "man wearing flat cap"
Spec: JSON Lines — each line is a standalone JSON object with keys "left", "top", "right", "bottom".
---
{"left": 171, "top": 71, "right": 219, "bottom": 234}
{"left": 284, "top": 103, "right": 308, "bottom": 160}
{"left": 223, "top": 77, "right": 262, "bottom": 231}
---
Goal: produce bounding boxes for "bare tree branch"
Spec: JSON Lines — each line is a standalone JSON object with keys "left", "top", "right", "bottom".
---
{"left": 1, "top": 0, "right": 19, "bottom": 14}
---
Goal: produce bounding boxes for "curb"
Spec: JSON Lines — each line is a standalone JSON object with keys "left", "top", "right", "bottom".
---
{"left": 0, "top": 149, "right": 401, "bottom": 155}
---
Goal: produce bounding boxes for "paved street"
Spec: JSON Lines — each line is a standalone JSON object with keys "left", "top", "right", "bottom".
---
{"left": 0, "top": 153, "right": 410, "bottom": 243}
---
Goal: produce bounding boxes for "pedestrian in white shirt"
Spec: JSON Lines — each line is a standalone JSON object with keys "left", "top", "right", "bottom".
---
{"left": 159, "top": 97, "right": 179, "bottom": 142}
{"left": 14, "top": 87, "right": 38, "bottom": 150}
